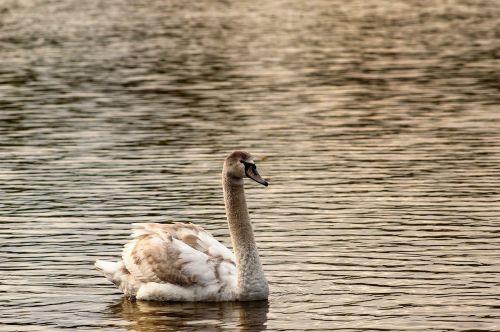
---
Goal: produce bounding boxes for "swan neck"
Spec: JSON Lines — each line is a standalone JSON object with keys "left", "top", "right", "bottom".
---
{"left": 223, "top": 175, "right": 268, "bottom": 300}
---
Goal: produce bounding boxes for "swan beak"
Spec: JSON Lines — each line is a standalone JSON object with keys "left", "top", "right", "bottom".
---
{"left": 246, "top": 166, "right": 268, "bottom": 187}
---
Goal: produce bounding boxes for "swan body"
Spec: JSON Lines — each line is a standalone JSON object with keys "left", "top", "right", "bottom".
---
{"left": 95, "top": 151, "right": 269, "bottom": 301}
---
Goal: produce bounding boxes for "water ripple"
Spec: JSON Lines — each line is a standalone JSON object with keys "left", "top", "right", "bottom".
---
{"left": 1, "top": 0, "right": 499, "bottom": 331}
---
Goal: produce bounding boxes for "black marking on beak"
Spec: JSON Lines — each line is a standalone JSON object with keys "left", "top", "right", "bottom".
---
{"left": 240, "top": 160, "right": 268, "bottom": 186}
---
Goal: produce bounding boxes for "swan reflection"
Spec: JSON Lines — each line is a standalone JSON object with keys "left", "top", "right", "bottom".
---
{"left": 107, "top": 298, "right": 269, "bottom": 331}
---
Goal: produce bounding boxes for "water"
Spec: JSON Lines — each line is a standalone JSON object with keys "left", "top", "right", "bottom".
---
{"left": 1, "top": 0, "right": 499, "bottom": 330}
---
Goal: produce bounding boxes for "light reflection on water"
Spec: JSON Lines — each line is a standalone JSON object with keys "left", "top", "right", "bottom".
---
{"left": 1, "top": 0, "right": 499, "bottom": 331}
{"left": 105, "top": 299, "right": 269, "bottom": 332}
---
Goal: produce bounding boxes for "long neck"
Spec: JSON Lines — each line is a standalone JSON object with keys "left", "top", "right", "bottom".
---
{"left": 222, "top": 174, "right": 268, "bottom": 300}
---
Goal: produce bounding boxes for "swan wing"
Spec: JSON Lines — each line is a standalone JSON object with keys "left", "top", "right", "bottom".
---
{"left": 122, "top": 223, "right": 236, "bottom": 288}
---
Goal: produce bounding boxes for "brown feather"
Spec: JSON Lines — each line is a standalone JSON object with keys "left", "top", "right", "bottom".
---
{"left": 122, "top": 222, "right": 232, "bottom": 287}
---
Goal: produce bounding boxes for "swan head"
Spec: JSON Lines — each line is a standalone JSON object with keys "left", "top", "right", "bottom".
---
{"left": 224, "top": 151, "right": 268, "bottom": 187}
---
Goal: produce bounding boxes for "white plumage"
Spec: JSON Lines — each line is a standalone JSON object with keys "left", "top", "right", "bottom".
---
{"left": 96, "top": 223, "right": 238, "bottom": 301}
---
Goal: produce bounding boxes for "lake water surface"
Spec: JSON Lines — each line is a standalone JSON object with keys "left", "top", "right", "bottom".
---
{"left": 1, "top": 0, "right": 499, "bottom": 331}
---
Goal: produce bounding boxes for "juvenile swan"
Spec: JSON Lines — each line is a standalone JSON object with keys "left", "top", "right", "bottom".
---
{"left": 95, "top": 151, "right": 269, "bottom": 301}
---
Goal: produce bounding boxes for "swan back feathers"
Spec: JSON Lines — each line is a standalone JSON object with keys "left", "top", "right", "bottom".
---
{"left": 96, "top": 222, "right": 238, "bottom": 301}
{"left": 123, "top": 223, "right": 236, "bottom": 287}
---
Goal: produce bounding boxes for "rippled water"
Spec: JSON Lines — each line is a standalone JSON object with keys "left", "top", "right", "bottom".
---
{"left": 1, "top": 0, "right": 500, "bottom": 331}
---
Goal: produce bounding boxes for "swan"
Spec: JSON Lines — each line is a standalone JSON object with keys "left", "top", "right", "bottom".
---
{"left": 95, "top": 151, "right": 269, "bottom": 301}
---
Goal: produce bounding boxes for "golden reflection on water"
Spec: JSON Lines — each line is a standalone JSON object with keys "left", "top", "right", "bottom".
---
{"left": 0, "top": 0, "right": 499, "bottom": 331}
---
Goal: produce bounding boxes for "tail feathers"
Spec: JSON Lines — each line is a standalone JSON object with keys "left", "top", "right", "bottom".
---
{"left": 95, "top": 260, "right": 123, "bottom": 286}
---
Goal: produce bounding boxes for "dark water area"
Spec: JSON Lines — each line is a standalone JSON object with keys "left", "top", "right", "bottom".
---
{"left": 1, "top": 0, "right": 499, "bottom": 331}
